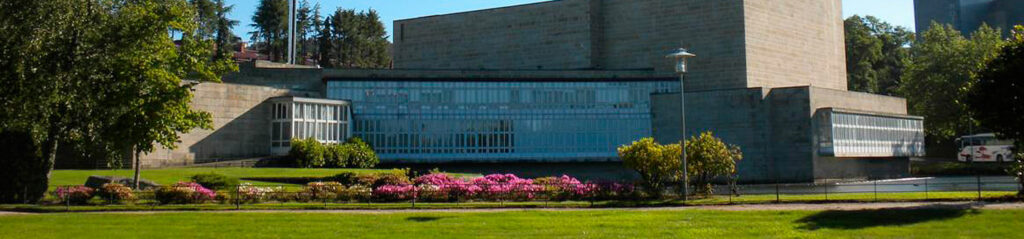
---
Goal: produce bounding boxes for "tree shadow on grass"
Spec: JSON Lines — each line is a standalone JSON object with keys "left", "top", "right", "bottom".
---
{"left": 796, "top": 204, "right": 980, "bottom": 230}
{"left": 406, "top": 216, "right": 446, "bottom": 222}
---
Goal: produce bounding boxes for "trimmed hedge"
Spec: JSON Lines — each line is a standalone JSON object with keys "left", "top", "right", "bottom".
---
{"left": 289, "top": 137, "right": 378, "bottom": 169}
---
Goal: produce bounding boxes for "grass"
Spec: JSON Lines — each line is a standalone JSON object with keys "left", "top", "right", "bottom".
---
{"left": 1, "top": 207, "right": 1022, "bottom": 238}
{"left": 49, "top": 168, "right": 411, "bottom": 188}
{"left": 4, "top": 191, "right": 1019, "bottom": 213}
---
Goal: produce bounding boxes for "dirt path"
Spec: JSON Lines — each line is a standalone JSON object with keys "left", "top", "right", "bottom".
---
{"left": 3, "top": 202, "right": 1023, "bottom": 215}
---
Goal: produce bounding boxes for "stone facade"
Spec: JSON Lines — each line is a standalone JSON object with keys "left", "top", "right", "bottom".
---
{"left": 651, "top": 87, "right": 914, "bottom": 183}
{"left": 394, "top": 0, "right": 847, "bottom": 91}
{"left": 138, "top": 82, "right": 305, "bottom": 168}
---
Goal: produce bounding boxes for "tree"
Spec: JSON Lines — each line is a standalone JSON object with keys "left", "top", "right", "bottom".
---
{"left": 684, "top": 132, "right": 742, "bottom": 196}
{"left": 345, "top": 137, "right": 379, "bottom": 168}
{"left": 0, "top": 0, "right": 231, "bottom": 202}
{"left": 213, "top": 0, "right": 239, "bottom": 59}
{"left": 966, "top": 25, "right": 1024, "bottom": 196}
{"left": 618, "top": 138, "right": 681, "bottom": 196}
{"left": 250, "top": 0, "right": 288, "bottom": 62}
{"left": 898, "top": 22, "right": 1003, "bottom": 140}
{"left": 319, "top": 8, "right": 391, "bottom": 68}
{"left": 844, "top": 15, "right": 914, "bottom": 95}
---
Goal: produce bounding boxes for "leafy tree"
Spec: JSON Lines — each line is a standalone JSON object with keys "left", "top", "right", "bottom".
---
{"left": 250, "top": 0, "right": 288, "bottom": 62}
{"left": 0, "top": 0, "right": 230, "bottom": 201}
{"left": 966, "top": 25, "right": 1024, "bottom": 195}
{"left": 684, "top": 132, "right": 742, "bottom": 196}
{"left": 898, "top": 22, "right": 1003, "bottom": 140}
{"left": 319, "top": 8, "right": 391, "bottom": 68}
{"left": 618, "top": 138, "right": 681, "bottom": 196}
{"left": 844, "top": 15, "right": 913, "bottom": 95}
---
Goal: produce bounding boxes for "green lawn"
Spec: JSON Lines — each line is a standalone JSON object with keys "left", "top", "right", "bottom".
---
{"left": 0, "top": 208, "right": 1021, "bottom": 238}
{"left": 49, "top": 168, "right": 407, "bottom": 188}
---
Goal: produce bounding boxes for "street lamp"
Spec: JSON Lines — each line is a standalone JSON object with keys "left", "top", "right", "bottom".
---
{"left": 666, "top": 48, "right": 695, "bottom": 202}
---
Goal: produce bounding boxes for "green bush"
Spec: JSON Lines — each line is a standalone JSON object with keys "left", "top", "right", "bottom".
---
{"left": 326, "top": 143, "right": 350, "bottom": 168}
{"left": 329, "top": 172, "right": 359, "bottom": 185}
{"left": 190, "top": 173, "right": 239, "bottom": 190}
{"left": 290, "top": 138, "right": 326, "bottom": 168}
{"left": 345, "top": 137, "right": 379, "bottom": 168}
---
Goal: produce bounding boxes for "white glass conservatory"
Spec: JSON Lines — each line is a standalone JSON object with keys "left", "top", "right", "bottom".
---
{"left": 815, "top": 108, "right": 926, "bottom": 157}
{"left": 268, "top": 96, "right": 353, "bottom": 155}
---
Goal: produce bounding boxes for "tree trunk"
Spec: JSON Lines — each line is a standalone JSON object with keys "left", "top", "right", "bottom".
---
{"left": 133, "top": 148, "right": 141, "bottom": 189}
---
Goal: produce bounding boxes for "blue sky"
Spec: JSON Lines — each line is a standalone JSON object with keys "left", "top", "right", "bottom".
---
{"left": 225, "top": 0, "right": 916, "bottom": 42}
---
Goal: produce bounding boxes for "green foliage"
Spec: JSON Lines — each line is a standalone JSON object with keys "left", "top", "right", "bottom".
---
{"left": 317, "top": 8, "right": 391, "bottom": 68}
{"left": 289, "top": 137, "right": 377, "bottom": 169}
{"left": 250, "top": 0, "right": 288, "bottom": 61}
{"left": 289, "top": 138, "right": 326, "bottom": 168}
{"left": 326, "top": 143, "right": 350, "bottom": 168}
{"left": 345, "top": 137, "right": 379, "bottom": 168}
{"left": 190, "top": 173, "right": 239, "bottom": 190}
{"left": 898, "top": 22, "right": 1004, "bottom": 140}
{"left": 684, "top": 132, "right": 742, "bottom": 196}
{"left": 844, "top": 15, "right": 913, "bottom": 95}
{"left": 618, "top": 138, "right": 681, "bottom": 195}
{"left": 970, "top": 24, "right": 1024, "bottom": 196}
{"left": 0, "top": 130, "right": 46, "bottom": 203}
{"left": 967, "top": 25, "right": 1024, "bottom": 146}
{"left": 0, "top": 0, "right": 232, "bottom": 203}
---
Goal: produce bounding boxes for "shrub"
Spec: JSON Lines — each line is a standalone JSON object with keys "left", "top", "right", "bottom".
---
{"left": 155, "top": 182, "right": 217, "bottom": 204}
{"left": 345, "top": 137, "right": 379, "bottom": 168}
{"left": 684, "top": 132, "right": 742, "bottom": 196}
{"left": 471, "top": 174, "right": 542, "bottom": 201}
{"left": 593, "top": 182, "right": 637, "bottom": 200}
{"left": 328, "top": 172, "right": 359, "bottom": 185}
{"left": 190, "top": 173, "right": 239, "bottom": 190}
{"left": 97, "top": 183, "right": 136, "bottom": 203}
{"left": 414, "top": 173, "right": 481, "bottom": 202}
{"left": 337, "top": 185, "right": 372, "bottom": 202}
{"left": 618, "top": 138, "right": 681, "bottom": 196}
{"left": 290, "top": 138, "right": 326, "bottom": 168}
{"left": 303, "top": 182, "right": 344, "bottom": 201}
{"left": 236, "top": 183, "right": 282, "bottom": 203}
{"left": 54, "top": 185, "right": 94, "bottom": 205}
{"left": 373, "top": 184, "right": 417, "bottom": 201}
{"left": 534, "top": 175, "right": 596, "bottom": 201}
{"left": 325, "top": 143, "right": 350, "bottom": 168}
{"left": 372, "top": 172, "right": 412, "bottom": 188}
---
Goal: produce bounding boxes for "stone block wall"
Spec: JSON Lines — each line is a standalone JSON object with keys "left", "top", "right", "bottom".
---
{"left": 743, "top": 0, "right": 847, "bottom": 91}
{"left": 393, "top": 0, "right": 596, "bottom": 70}
{"left": 139, "top": 83, "right": 300, "bottom": 168}
{"left": 650, "top": 86, "right": 915, "bottom": 183}
{"left": 392, "top": 0, "right": 848, "bottom": 92}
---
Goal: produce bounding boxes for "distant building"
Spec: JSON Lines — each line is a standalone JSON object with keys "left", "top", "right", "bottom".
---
{"left": 914, "top": 0, "right": 1024, "bottom": 37}
{"left": 113, "top": 0, "right": 927, "bottom": 183}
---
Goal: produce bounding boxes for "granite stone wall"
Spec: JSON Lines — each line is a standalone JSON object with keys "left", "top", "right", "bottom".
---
{"left": 138, "top": 83, "right": 301, "bottom": 168}
{"left": 393, "top": 0, "right": 848, "bottom": 92}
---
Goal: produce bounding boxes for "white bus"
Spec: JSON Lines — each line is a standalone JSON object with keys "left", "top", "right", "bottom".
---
{"left": 956, "top": 133, "right": 1015, "bottom": 163}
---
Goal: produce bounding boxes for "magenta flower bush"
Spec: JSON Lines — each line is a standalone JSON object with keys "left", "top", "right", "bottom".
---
{"left": 155, "top": 182, "right": 217, "bottom": 204}
{"left": 373, "top": 184, "right": 417, "bottom": 201}
{"left": 471, "top": 174, "right": 542, "bottom": 201}
{"left": 54, "top": 185, "right": 94, "bottom": 204}
{"left": 414, "top": 173, "right": 482, "bottom": 201}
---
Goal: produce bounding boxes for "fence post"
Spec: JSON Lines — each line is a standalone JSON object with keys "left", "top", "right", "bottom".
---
{"left": 873, "top": 181, "right": 878, "bottom": 201}
{"left": 977, "top": 175, "right": 982, "bottom": 201}
{"left": 775, "top": 183, "right": 780, "bottom": 203}
{"left": 824, "top": 179, "right": 829, "bottom": 201}
{"left": 924, "top": 178, "right": 929, "bottom": 200}
{"left": 234, "top": 184, "right": 240, "bottom": 210}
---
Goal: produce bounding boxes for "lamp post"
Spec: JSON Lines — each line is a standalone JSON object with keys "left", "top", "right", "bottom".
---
{"left": 666, "top": 48, "right": 695, "bottom": 202}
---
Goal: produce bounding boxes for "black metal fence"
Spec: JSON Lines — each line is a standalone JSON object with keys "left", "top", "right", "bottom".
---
{"left": 45, "top": 177, "right": 1022, "bottom": 210}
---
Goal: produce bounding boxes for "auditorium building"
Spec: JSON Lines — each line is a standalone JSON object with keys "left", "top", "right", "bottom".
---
{"left": 121, "top": 0, "right": 925, "bottom": 183}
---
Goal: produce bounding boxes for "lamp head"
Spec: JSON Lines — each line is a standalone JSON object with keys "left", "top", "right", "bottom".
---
{"left": 665, "top": 48, "right": 696, "bottom": 74}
